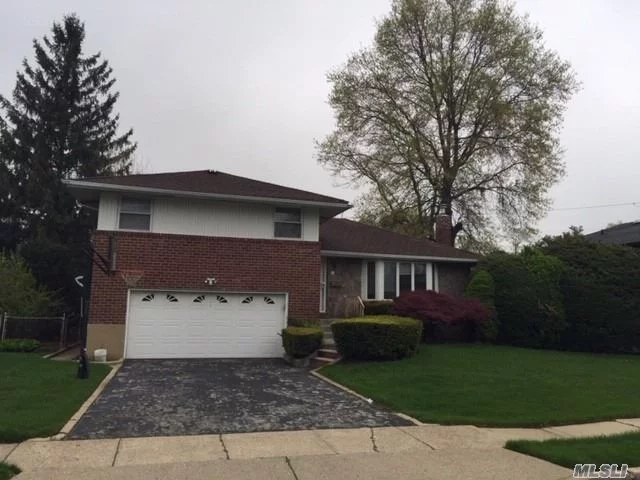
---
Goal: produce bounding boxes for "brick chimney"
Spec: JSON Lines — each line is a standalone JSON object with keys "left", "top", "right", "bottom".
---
{"left": 435, "top": 204, "right": 453, "bottom": 246}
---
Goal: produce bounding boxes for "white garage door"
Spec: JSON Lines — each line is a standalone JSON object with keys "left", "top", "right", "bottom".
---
{"left": 126, "top": 291, "right": 287, "bottom": 359}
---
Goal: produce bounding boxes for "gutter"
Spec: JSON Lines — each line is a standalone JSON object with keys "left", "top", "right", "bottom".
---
{"left": 320, "top": 250, "right": 479, "bottom": 263}
{"left": 63, "top": 179, "right": 352, "bottom": 210}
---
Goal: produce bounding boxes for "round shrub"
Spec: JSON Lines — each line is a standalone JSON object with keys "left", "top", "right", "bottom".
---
{"left": 281, "top": 326, "right": 323, "bottom": 358}
{"left": 363, "top": 300, "right": 393, "bottom": 316}
{"left": 464, "top": 270, "right": 495, "bottom": 308}
{"left": 331, "top": 316, "right": 422, "bottom": 360}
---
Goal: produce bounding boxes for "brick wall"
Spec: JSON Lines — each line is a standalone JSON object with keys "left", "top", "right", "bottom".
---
{"left": 89, "top": 231, "right": 321, "bottom": 326}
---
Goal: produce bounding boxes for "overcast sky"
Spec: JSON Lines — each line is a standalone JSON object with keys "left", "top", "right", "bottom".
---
{"left": 1, "top": 0, "right": 639, "bottom": 237}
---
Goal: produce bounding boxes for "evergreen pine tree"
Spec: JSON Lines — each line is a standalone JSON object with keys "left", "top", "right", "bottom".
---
{"left": 0, "top": 14, "right": 136, "bottom": 243}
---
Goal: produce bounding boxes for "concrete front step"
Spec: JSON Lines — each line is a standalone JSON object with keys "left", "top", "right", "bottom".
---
{"left": 309, "top": 357, "right": 334, "bottom": 369}
{"left": 318, "top": 349, "right": 340, "bottom": 360}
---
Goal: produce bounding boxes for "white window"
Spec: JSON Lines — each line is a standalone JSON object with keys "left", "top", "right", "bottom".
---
{"left": 274, "top": 208, "right": 302, "bottom": 238}
{"left": 119, "top": 198, "right": 152, "bottom": 231}
{"left": 363, "top": 260, "right": 435, "bottom": 300}
{"left": 383, "top": 262, "right": 397, "bottom": 299}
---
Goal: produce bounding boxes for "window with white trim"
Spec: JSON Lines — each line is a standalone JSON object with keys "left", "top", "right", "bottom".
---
{"left": 364, "top": 260, "right": 435, "bottom": 300}
{"left": 119, "top": 197, "right": 152, "bottom": 231}
{"left": 274, "top": 208, "right": 302, "bottom": 238}
{"left": 383, "top": 262, "right": 397, "bottom": 299}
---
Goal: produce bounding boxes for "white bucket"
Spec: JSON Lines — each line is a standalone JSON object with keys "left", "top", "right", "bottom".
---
{"left": 94, "top": 348, "right": 107, "bottom": 362}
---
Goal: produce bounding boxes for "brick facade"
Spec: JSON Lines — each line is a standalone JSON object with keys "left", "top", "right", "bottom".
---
{"left": 89, "top": 231, "right": 321, "bottom": 327}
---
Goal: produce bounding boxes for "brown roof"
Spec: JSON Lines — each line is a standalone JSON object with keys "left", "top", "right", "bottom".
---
{"left": 320, "top": 218, "right": 480, "bottom": 261}
{"left": 75, "top": 170, "right": 350, "bottom": 205}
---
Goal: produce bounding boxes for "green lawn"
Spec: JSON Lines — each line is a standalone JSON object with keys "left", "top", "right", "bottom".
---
{"left": 0, "top": 354, "right": 110, "bottom": 443}
{"left": 321, "top": 344, "right": 640, "bottom": 427}
{"left": 506, "top": 432, "right": 640, "bottom": 468}
{"left": 0, "top": 463, "right": 20, "bottom": 480}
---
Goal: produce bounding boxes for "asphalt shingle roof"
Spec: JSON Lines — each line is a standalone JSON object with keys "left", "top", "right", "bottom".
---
{"left": 586, "top": 221, "right": 640, "bottom": 246}
{"left": 320, "top": 218, "right": 479, "bottom": 260}
{"left": 78, "top": 170, "right": 350, "bottom": 205}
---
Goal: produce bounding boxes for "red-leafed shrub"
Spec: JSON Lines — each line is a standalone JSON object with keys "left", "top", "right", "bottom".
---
{"left": 390, "top": 290, "right": 490, "bottom": 342}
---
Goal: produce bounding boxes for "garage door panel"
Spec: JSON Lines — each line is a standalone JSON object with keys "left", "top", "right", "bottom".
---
{"left": 126, "top": 291, "right": 286, "bottom": 359}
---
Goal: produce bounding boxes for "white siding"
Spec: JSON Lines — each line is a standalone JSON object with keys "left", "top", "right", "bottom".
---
{"left": 96, "top": 194, "right": 320, "bottom": 242}
{"left": 96, "top": 193, "right": 119, "bottom": 230}
{"left": 302, "top": 208, "right": 319, "bottom": 241}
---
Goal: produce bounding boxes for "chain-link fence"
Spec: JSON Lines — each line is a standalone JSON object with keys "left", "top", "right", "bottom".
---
{"left": 0, "top": 313, "right": 72, "bottom": 350}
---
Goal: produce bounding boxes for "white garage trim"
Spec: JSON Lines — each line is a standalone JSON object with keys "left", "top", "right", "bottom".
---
{"left": 123, "top": 289, "right": 289, "bottom": 359}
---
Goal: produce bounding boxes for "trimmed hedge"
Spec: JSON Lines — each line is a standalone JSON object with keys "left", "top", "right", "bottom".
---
{"left": 331, "top": 316, "right": 422, "bottom": 360}
{"left": 464, "top": 270, "right": 498, "bottom": 341}
{"left": 539, "top": 232, "right": 640, "bottom": 353}
{"left": 480, "top": 249, "right": 567, "bottom": 349}
{"left": 363, "top": 300, "right": 393, "bottom": 316}
{"left": 0, "top": 339, "right": 40, "bottom": 352}
{"left": 391, "top": 290, "right": 490, "bottom": 342}
{"left": 281, "top": 327, "right": 323, "bottom": 358}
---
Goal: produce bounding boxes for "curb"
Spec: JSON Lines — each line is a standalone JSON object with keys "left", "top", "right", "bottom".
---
{"left": 310, "top": 369, "right": 423, "bottom": 426}
{"left": 42, "top": 343, "right": 81, "bottom": 360}
{"left": 56, "top": 362, "right": 122, "bottom": 439}
{"left": 310, "top": 370, "right": 373, "bottom": 403}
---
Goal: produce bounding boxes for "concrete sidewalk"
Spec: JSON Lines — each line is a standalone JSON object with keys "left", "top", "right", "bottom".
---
{"left": 12, "top": 449, "right": 573, "bottom": 480}
{"left": 4, "top": 420, "right": 640, "bottom": 478}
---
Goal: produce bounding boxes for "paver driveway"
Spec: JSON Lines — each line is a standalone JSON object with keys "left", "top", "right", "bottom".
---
{"left": 68, "top": 359, "right": 411, "bottom": 439}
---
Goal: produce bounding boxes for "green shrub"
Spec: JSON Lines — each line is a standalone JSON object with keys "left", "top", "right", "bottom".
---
{"left": 0, "top": 462, "right": 21, "bottom": 480}
{"left": 464, "top": 270, "right": 498, "bottom": 341}
{"left": 481, "top": 248, "right": 567, "bottom": 348}
{"left": 281, "top": 326, "right": 323, "bottom": 358}
{"left": 0, "top": 253, "right": 58, "bottom": 317}
{"left": 19, "top": 239, "right": 87, "bottom": 312}
{"left": 331, "top": 316, "right": 422, "bottom": 360}
{"left": 287, "top": 317, "right": 319, "bottom": 327}
{"left": 464, "top": 270, "right": 495, "bottom": 307}
{"left": 363, "top": 300, "right": 393, "bottom": 316}
{"left": 0, "top": 339, "right": 41, "bottom": 352}
{"left": 539, "top": 231, "right": 640, "bottom": 353}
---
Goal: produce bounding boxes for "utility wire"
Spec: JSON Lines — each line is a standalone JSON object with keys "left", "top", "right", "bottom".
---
{"left": 550, "top": 201, "right": 640, "bottom": 212}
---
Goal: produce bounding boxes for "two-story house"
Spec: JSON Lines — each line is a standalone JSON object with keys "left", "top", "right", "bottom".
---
{"left": 65, "top": 170, "right": 478, "bottom": 360}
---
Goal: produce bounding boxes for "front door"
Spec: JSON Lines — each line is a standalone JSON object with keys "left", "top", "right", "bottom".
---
{"left": 320, "top": 258, "right": 327, "bottom": 313}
